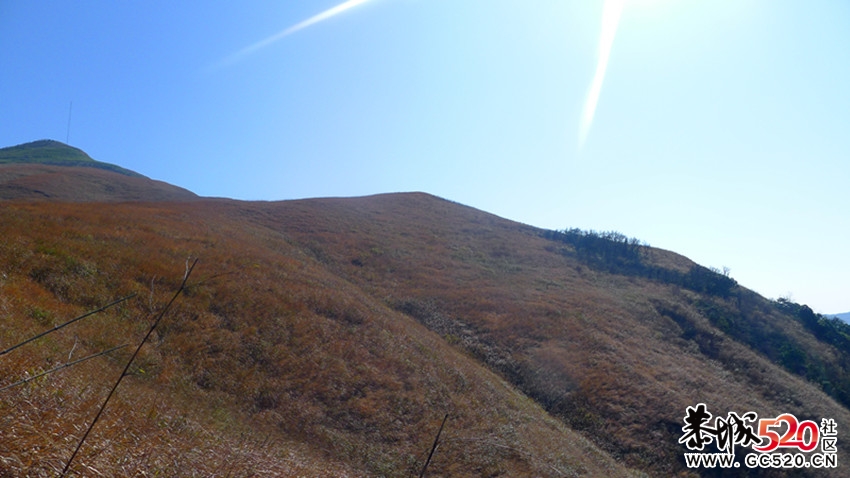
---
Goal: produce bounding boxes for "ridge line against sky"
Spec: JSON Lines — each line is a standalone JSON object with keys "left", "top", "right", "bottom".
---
{"left": 1, "top": 1, "right": 848, "bottom": 313}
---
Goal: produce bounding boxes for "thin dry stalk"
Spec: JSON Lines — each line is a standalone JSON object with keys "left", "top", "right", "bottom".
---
{"left": 0, "top": 344, "right": 129, "bottom": 392}
{"left": 61, "top": 259, "right": 198, "bottom": 476}
{"left": 418, "top": 413, "right": 448, "bottom": 478}
{"left": 0, "top": 294, "right": 136, "bottom": 357}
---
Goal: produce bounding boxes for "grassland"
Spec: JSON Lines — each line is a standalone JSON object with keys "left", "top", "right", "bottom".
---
{"left": 0, "top": 140, "right": 143, "bottom": 177}
{"left": 0, "top": 193, "right": 847, "bottom": 476}
{"left": 0, "top": 141, "right": 197, "bottom": 202}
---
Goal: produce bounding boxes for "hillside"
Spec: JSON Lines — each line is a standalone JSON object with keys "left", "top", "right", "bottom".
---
{"left": 0, "top": 198, "right": 634, "bottom": 477}
{"left": 1, "top": 191, "right": 848, "bottom": 476}
{"left": 0, "top": 140, "right": 197, "bottom": 201}
{"left": 0, "top": 140, "right": 142, "bottom": 176}
{"left": 252, "top": 193, "right": 850, "bottom": 474}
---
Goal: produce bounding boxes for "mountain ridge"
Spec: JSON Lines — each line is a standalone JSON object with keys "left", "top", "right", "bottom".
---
{"left": 0, "top": 145, "right": 847, "bottom": 476}
{"left": 0, "top": 140, "right": 197, "bottom": 202}
{"left": 831, "top": 312, "right": 850, "bottom": 323}
{"left": 0, "top": 139, "right": 143, "bottom": 177}
{"left": 255, "top": 193, "right": 850, "bottom": 469}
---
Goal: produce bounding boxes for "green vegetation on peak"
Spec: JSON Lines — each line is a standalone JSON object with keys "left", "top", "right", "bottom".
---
{"left": 0, "top": 140, "right": 144, "bottom": 178}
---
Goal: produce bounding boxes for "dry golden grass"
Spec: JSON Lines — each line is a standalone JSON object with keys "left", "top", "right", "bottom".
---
{"left": 255, "top": 192, "right": 850, "bottom": 476}
{"left": 0, "top": 198, "right": 637, "bottom": 476}
{"left": 0, "top": 163, "right": 197, "bottom": 201}
{"left": 1, "top": 193, "right": 847, "bottom": 476}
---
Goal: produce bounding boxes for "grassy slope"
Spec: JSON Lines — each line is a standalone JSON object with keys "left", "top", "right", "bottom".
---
{"left": 257, "top": 193, "right": 850, "bottom": 476}
{"left": 0, "top": 140, "right": 143, "bottom": 177}
{"left": 1, "top": 193, "right": 847, "bottom": 476}
{"left": 0, "top": 141, "right": 197, "bottom": 201}
{"left": 0, "top": 199, "right": 635, "bottom": 477}
{"left": 0, "top": 164, "right": 199, "bottom": 202}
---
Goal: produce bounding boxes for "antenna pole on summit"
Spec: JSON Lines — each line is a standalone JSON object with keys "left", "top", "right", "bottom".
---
{"left": 65, "top": 101, "right": 73, "bottom": 144}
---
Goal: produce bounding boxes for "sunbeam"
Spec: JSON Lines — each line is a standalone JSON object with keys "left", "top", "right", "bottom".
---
{"left": 216, "top": 0, "right": 376, "bottom": 68}
{"left": 579, "top": 0, "right": 625, "bottom": 149}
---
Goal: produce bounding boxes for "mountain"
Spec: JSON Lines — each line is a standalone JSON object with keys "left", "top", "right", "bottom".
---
{"left": 1, "top": 146, "right": 848, "bottom": 476}
{"left": 0, "top": 140, "right": 196, "bottom": 201}
{"left": 832, "top": 312, "right": 850, "bottom": 323}
{"left": 0, "top": 139, "right": 142, "bottom": 175}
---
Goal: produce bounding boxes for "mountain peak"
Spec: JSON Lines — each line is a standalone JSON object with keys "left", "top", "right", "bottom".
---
{"left": 0, "top": 139, "right": 143, "bottom": 178}
{"left": 0, "top": 140, "right": 196, "bottom": 202}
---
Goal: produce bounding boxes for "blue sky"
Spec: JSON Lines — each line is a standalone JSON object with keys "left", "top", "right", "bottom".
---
{"left": 1, "top": 1, "right": 848, "bottom": 313}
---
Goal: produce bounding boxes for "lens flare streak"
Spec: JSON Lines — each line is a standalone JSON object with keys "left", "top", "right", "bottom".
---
{"left": 218, "top": 0, "right": 376, "bottom": 68}
{"left": 579, "top": 0, "right": 625, "bottom": 149}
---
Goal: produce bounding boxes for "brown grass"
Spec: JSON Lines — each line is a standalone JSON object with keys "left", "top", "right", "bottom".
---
{"left": 0, "top": 198, "right": 636, "bottom": 476}
{"left": 0, "top": 193, "right": 846, "bottom": 476}
{"left": 0, "top": 164, "right": 197, "bottom": 202}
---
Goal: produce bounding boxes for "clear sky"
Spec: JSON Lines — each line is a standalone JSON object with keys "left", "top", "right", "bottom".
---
{"left": 1, "top": 1, "right": 848, "bottom": 313}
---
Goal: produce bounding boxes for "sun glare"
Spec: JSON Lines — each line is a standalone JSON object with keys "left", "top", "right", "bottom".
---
{"left": 579, "top": 0, "right": 626, "bottom": 150}
{"left": 217, "top": 0, "right": 377, "bottom": 68}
